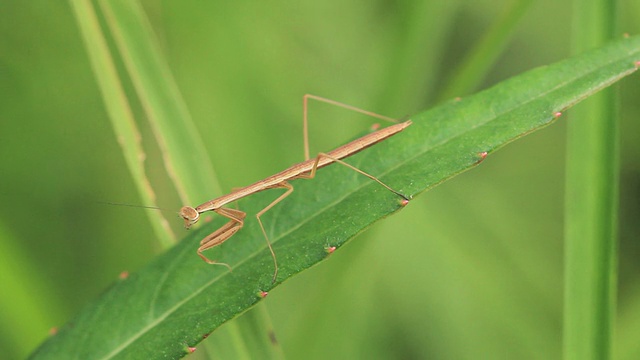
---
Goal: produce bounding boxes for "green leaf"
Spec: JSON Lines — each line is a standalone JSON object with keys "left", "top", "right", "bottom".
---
{"left": 29, "top": 36, "right": 640, "bottom": 359}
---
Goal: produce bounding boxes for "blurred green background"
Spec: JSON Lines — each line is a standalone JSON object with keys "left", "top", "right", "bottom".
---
{"left": 1, "top": 0, "right": 640, "bottom": 359}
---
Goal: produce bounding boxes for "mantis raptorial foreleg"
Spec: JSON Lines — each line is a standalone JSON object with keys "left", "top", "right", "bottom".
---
{"left": 197, "top": 207, "right": 246, "bottom": 271}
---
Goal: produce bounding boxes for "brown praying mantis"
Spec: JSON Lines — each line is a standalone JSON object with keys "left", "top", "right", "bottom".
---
{"left": 180, "top": 94, "right": 411, "bottom": 282}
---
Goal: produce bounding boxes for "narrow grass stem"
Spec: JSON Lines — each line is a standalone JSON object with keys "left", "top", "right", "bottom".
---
{"left": 564, "top": 1, "right": 618, "bottom": 359}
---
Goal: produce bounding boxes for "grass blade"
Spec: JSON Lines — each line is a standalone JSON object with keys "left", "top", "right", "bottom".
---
{"left": 564, "top": 1, "right": 619, "bottom": 359}
{"left": 437, "top": 0, "right": 534, "bottom": 101}
{"left": 98, "top": 0, "right": 222, "bottom": 205}
{"left": 0, "top": 221, "right": 62, "bottom": 358}
{"left": 69, "top": 0, "right": 175, "bottom": 246}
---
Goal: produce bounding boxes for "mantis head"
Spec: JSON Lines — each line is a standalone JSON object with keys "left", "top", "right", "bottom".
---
{"left": 179, "top": 206, "right": 200, "bottom": 229}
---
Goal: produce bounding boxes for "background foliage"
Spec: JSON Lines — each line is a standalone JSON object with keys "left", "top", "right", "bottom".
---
{"left": 1, "top": 0, "right": 639, "bottom": 359}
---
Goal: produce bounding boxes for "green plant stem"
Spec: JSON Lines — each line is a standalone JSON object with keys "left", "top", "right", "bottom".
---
{"left": 564, "top": 1, "right": 618, "bottom": 359}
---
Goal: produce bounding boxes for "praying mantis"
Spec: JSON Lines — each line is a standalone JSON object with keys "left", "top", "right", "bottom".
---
{"left": 180, "top": 95, "right": 411, "bottom": 282}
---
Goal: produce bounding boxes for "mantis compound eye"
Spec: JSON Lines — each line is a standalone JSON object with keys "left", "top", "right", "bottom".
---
{"left": 179, "top": 206, "right": 200, "bottom": 228}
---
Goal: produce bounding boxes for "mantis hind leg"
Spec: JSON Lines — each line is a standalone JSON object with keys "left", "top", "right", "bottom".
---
{"left": 296, "top": 152, "right": 409, "bottom": 201}
{"left": 302, "top": 94, "right": 399, "bottom": 161}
